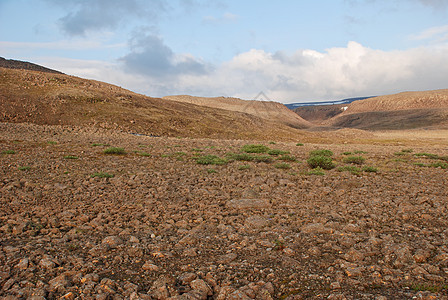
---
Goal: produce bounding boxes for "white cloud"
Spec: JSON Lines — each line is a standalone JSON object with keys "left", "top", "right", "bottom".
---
{"left": 410, "top": 24, "right": 448, "bottom": 42}
{"left": 203, "top": 12, "right": 239, "bottom": 24}
{"left": 34, "top": 41, "right": 448, "bottom": 103}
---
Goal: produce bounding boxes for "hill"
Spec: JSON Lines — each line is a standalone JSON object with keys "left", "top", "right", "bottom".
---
{"left": 163, "top": 95, "right": 311, "bottom": 129}
{"left": 327, "top": 90, "right": 448, "bottom": 130}
{"left": 0, "top": 67, "right": 311, "bottom": 141}
{"left": 0, "top": 56, "right": 63, "bottom": 74}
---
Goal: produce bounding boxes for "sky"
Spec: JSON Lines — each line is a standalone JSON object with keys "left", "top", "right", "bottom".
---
{"left": 1, "top": 0, "right": 448, "bottom": 103}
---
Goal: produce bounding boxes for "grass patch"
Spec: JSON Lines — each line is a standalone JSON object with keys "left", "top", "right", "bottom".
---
{"left": 400, "top": 148, "right": 413, "bottom": 153}
{"left": 278, "top": 155, "right": 297, "bottom": 162}
{"left": 91, "top": 172, "right": 114, "bottom": 178}
{"left": 269, "top": 141, "right": 276, "bottom": 145}
{"left": 64, "top": 155, "right": 79, "bottom": 159}
{"left": 354, "top": 150, "right": 367, "bottom": 154}
{"left": 307, "top": 155, "right": 335, "bottom": 170}
{"left": 306, "top": 167, "right": 325, "bottom": 176}
{"left": 1, "top": 150, "right": 15, "bottom": 155}
{"left": 253, "top": 155, "right": 273, "bottom": 163}
{"left": 310, "top": 149, "right": 333, "bottom": 157}
{"left": 104, "top": 147, "right": 126, "bottom": 155}
{"left": 267, "top": 149, "right": 290, "bottom": 156}
{"left": 342, "top": 151, "right": 353, "bottom": 155}
{"left": 47, "top": 141, "right": 57, "bottom": 145}
{"left": 195, "top": 155, "right": 227, "bottom": 165}
{"left": 241, "top": 144, "right": 270, "bottom": 153}
{"left": 343, "top": 156, "right": 366, "bottom": 165}
{"left": 191, "top": 148, "right": 203, "bottom": 152}
{"left": 362, "top": 166, "right": 378, "bottom": 173}
{"left": 206, "top": 168, "right": 217, "bottom": 174}
{"left": 227, "top": 153, "right": 272, "bottom": 163}
{"left": 337, "top": 165, "right": 361, "bottom": 175}
{"left": 18, "top": 166, "right": 31, "bottom": 171}
{"left": 274, "top": 162, "right": 291, "bottom": 169}
{"left": 296, "top": 143, "right": 304, "bottom": 146}
{"left": 138, "top": 152, "right": 152, "bottom": 157}
{"left": 429, "top": 162, "right": 448, "bottom": 169}
{"left": 410, "top": 283, "right": 448, "bottom": 293}
{"left": 238, "top": 165, "right": 251, "bottom": 170}
{"left": 414, "top": 152, "right": 439, "bottom": 159}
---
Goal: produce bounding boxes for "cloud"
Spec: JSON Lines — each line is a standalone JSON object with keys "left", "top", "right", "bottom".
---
{"left": 48, "top": 0, "right": 167, "bottom": 36}
{"left": 42, "top": 41, "right": 448, "bottom": 103}
{"left": 119, "top": 30, "right": 208, "bottom": 78}
{"left": 417, "top": 0, "right": 448, "bottom": 10}
{"left": 410, "top": 24, "right": 448, "bottom": 42}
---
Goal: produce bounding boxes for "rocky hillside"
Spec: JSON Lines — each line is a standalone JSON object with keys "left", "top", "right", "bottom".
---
{"left": 163, "top": 95, "right": 311, "bottom": 129}
{"left": 0, "top": 57, "right": 63, "bottom": 74}
{"left": 0, "top": 67, "right": 311, "bottom": 141}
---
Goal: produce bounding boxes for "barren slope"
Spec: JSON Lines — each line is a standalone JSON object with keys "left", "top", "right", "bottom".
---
{"left": 164, "top": 95, "right": 312, "bottom": 129}
{"left": 0, "top": 68, "right": 310, "bottom": 141}
{"left": 327, "top": 90, "right": 448, "bottom": 130}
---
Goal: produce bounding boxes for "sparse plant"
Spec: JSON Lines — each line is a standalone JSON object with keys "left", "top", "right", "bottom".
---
{"left": 342, "top": 151, "right": 353, "bottom": 155}
{"left": 337, "top": 165, "right": 361, "bottom": 175}
{"left": 278, "top": 155, "right": 297, "bottom": 162}
{"left": 91, "top": 172, "right": 114, "bottom": 178}
{"left": 354, "top": 150, "right": 367, "bottom": 154}
{"left": 252, "top": 155, "right": 273, "bottom": 163}
{"left": 401, "top": 148, "right": 413, "bottom": 153}
{"left": 310, "top": 149, "right": 333, "bottom": 157}
{"left": 343, "top": 156, "right": 365, "bottom": 165}
{"left": 307, "top": 155, "right": 335, "bottom": 170}
{"left": 192, "top": 148, "right": 203, "bottom": 152}
{"left": 195, "top": 154, "right": 227, "bottom": 165}
{"left": 274, "top": 162, "right": 291, "bottom": 169}
{"left": 269, "top": 141, "right": 276, "bottom": 145}
{"left": 273, "top": 239, "right": 286, "bottom": 251}
{"left": 267, "top": 149, "right": 290, "bottom": 156}
{"left": 47, "top": 141, "right": 57, "bottom": 145}
{"left": 18, "top": 166, "right": 31, "bottom": 171}
{"left": 238, "top": 165, "right": 251, "bottom": 170}
{"left": 104, "top": 147, "right": 126, "bottom": 155}
{"left": 64, "top": 155, "right": 79, "bottom": 159}
{"left": 362, "top": 166, "right": 378, "bottom": 173}
{"left": 429, "top": 162, "right": 448, "bottom": 169}
{"left": 414, "top": 153, "right": 439, "bottom": 159}
{"left": 394, "top": 152, "right": 407, "bottom": 156}
{"left": 138, "top": 152, "right": 151, "bottom": 157}
{"left": 296, "top": 143, "right": 304, "bottom": 146}
{"left": 1, "top": 150, "right": 15, "bottom": 155}
{"left": 241, "top": 144, "right": 270, "bottom": 153}
{"left": 306, "top": 167, "right": 325, "bottom": 175}
{"left": 206, "top": 168, "right": 217, "bottom": 174}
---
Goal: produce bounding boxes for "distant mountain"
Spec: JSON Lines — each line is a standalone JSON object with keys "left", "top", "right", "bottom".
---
{"left": 163, "top": 95, "right": 311, "bottom": 129}
{"left": 0, "top": 57, "right": 63, "bottom": 74}
{"left": 285, "top": 96, "right": 375, "bottom": 109}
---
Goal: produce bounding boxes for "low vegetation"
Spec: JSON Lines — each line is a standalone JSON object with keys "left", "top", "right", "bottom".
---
{"left": 343, "top": 155, "right": 366, "bottom": 165}
{"left": 91, "top": 172, "right": 114, "bottom": 178}
{"left": 103, "top": 147, "right": 126, "bottom": 155}
{"left": 307, "top": 149, "right": 335, "bottom": 170}
{"left": 195, "top": 154, "right": 227, "bottom": 165}
{"left": 241, "top": 144, "right": 270, "bottom": 153}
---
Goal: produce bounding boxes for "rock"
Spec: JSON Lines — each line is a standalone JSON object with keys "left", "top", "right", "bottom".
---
{"left": 16, "top": 258, "right": 29, "bottom": 269}
{"left": 227, "top": 199, "right": 271, "bottom": 209}
{"left": 48, "top": 274, "right": 69, "bottom": 292}
{"left": 101, "top": 235, "right": 123, "bottom": 247}
{"left": 129, "top": 235, "right": 140, "bottom": 243}
{"left": 190, "top": 279, "right": 212, "bottom": 299}
{"left": 301, "top": 223, "right": 333, "bottom": 234}
{"left": 142, "top": 261, "right": 159, "bottom": 272}
{"left": 39, "top": 257, "right": 56, "bottom": 269}
{"left": 217, "top": 253, "right": 238, "bottom": 264}
{"left": 245, "top": 215, "right": 268, "bottom": 229}
{"left": 179, "top": 273, "right": 197, "bottom": 285}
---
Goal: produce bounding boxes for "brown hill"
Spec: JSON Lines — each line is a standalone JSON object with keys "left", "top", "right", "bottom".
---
{"left": 293, "top": 104, "right": 348, "bottom": 124}
{"left": 320, "top": 90, "right": 448, "bottom": 130}
{"left": 0, "top": 67, "right": 311, "bottom": 141}
{"left": 0, "top": 56, "right": 63, "bottom": 74}
{"left": 163, "top": 95, "right": 312, "bottom": 129}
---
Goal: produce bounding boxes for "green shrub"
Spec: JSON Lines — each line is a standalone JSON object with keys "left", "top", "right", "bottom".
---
{"left": 269, "top": 141, "right": 276, "bottom": 145}
{"left": 414, "top": 153, "right": 439, "bottom": 159}
{"left": 337, "top": 165, "right": 361, "bottom": 174}
{"left": 306, "top": 167, "right": 325, "bottom": 175}
{"left": 343, "top": 156, "right": 365, "bottom": 165}
{"left": 195, "top": 155, "right": 227, "bottom": 165}
{"left": 429, "top": 162, "right": 448, "bottom": 169}
{"left": 138, "top": 152, "right": 151, "bottom": 157}
{"left": 401, "top": 148, "right": 413, "bottom": 153}
{"left": 307, "top": 155, "right": 335, "bottom": 170}
{"left": 342, "top": 151, "right": 353, "bottom": 155}
{"left": 1, "top": 150, "right": 15, "bottom": 155}
{"left": 278, "top": 155, "right": 297, "bottom": 162}
{"left": 274, "top": 162, "right": 291, "bottom": 169}
{"left": 238, "top": 165, "right": 251, "bottom": 170}
{"left": 241, "top": 144, "right": 270, "bottom": 153}
{"left": 47, "top": 141, "right": 57, "bottom": 145}
{"left": 64, "top": 155, "right": 79, "bottom": 159}
{"left": 296, "top": 143, "right": 304, "bottom": 146}
{"left": 267, "top": 149, "right": 290, "bottom": 156}
{"left": 354, "top": 150, "right": 367, "bottom": 154}
{"left": 309, "top": 149, "right": 333, "bottom": 157}
{"left": 18, "top": 166, "right": 31, "bottom": 171}
{"left": 362, "top": 166, "right": 378, "bottom": 173}
{"left": 104, "top": 147, "right": 126, "bottom": 155}
{"left": 91, "top": 172, "right": 114, "bottom": 178}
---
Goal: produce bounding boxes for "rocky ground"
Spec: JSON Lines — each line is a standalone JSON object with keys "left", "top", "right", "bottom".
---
{"left": 1, "top": 123, "right": 448, "bottom": 299}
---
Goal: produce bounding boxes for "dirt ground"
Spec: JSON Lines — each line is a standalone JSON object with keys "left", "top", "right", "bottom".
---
{"left": 1, "top": 123, "right": 448, "bottom": 299}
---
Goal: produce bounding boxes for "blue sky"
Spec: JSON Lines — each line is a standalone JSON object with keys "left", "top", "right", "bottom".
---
{"left": 1, "top": 0, "right": 448, "bottom": 103}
